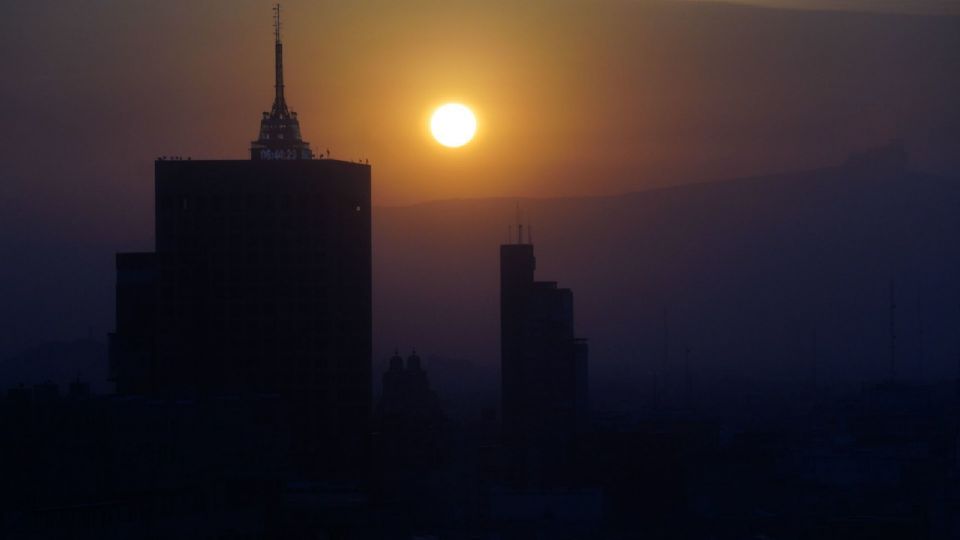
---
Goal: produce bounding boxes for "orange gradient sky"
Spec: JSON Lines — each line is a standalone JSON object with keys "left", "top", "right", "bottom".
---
{"left": 1, "top": 0, "right": 957, "bottom": 225}
{"left": 0, "top": 0, "right": 958, "bottom": 362}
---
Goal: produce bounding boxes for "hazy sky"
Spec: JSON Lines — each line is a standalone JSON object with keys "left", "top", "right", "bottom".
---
{"left": 0, "top": 0, "right": 958, "bottom": 354}
{"left": 690, "top": 0, "right": 960, "bottom": 15}
{"left": 2, "top": 1, "right": 957, "bottom": 213}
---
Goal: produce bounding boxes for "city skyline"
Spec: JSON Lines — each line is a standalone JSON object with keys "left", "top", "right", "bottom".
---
{"left": 2, "top": 2, "right": 960, "bottom": 537}
{"left": 3, "top": 1, "right": 959, "bottom": 367}
{"left": 1, "top": 0, "right": 958, "bottom": 386}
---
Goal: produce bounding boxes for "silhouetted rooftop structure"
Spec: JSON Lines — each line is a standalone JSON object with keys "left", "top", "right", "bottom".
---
{"left": 378, "top": 349, "right": 443, "bottom": 426}
{"left": 109, "top": 5, "right": 371, "bottom": 480}
{"left": 500, "top": 229, "right": 588, "bottom": 486}
{"left": 250, "top": 4, "right": 314, "bottom": 161}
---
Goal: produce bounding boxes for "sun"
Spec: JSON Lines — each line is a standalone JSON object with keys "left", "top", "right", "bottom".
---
{"left": 430, "top": 103, "right": 477, "bottom": 148}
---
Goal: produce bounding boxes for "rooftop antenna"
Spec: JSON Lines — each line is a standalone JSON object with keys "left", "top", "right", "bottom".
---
{"left": 272, "top": 4, "right": 287, "bottom": 115}
{"left": 274, "top": 3, "right": 281, "bottom": 42}
{"left": 528, "top": 223, "right": 533, "bottom": 245}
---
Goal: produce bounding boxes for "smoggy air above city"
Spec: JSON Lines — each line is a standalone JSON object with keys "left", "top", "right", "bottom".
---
{"left": 1, "top": 1, "right": 959, "bottom": 538}
{"left": 3, "top": 0, "right": 959, "bottom": 369}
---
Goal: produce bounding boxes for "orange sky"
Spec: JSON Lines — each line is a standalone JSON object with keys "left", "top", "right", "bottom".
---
{"left": 0, "top": 0, "right": 958, "bottom": 360}
{"left": 1, "top": 0, "right": 957, "bottom": 222}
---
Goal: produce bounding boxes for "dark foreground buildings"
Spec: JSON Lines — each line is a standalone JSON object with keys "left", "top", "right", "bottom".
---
{"left": 108, "top": 6, "right": 371, "bottom": 476}
{"left": 500, "top": 230, "right": 589, "bottom": 485}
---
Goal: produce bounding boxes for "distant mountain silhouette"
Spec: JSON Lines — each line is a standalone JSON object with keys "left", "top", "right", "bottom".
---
{"left": 375, "top": 147, "right": 960, "bottom": 411}
{"left": 3, "top": 148, "right": 957, "bottom": 412}
{"left": 0, "top": 339, "right": 108, "bottom": 394}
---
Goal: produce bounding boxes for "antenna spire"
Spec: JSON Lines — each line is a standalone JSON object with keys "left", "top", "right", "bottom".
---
{"left": 272, "top": 3, "right": 286, "bottom": 114}
{"left": 274, "top": 3, "right": 281, "bottom": 44}
{"left": 251, "top": 4, "right": 314, "bottom": 160}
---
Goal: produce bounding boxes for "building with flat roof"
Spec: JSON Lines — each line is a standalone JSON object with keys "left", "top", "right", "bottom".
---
{"left": 109, "top": 5, "right": 371, "bottom": 476}
{"left": 500, "top": 230, "right": 588, "bottom": 485}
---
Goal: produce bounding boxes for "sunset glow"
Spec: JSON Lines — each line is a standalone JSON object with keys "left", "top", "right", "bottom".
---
{"left": 430, "top": 104, "right": 477, "bottom": 148}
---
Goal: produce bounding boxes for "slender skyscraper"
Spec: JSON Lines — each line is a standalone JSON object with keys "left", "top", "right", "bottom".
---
{"left": 110, "top": 4, "right": 371, "bottom": 477}
{"left": 500, "top": 227, "right": 588, "bottom": 485}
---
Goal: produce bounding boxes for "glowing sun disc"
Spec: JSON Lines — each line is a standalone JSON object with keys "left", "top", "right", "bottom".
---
{"left": 431, "top": 103, "right": 477, "bottom": 148}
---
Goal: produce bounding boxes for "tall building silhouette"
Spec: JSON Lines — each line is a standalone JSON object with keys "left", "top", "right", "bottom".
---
{"left": 500, "top": 228, "right": 588, "bottom": 483}
{"left": 376, "top": 350, "right": 445, "bottom": 466}
{"left": 109, "top": 5, "right": 371, "bottom": 476}
{"left": 378, "top": 350, "right": 443, "bottom": 427}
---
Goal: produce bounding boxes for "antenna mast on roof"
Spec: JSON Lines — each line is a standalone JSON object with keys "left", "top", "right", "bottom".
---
{"left": 250, "top": 3, "right": 314, "bottom": 160}
{"left": 274, "top": 3, "right": 281, "bottom": 42}
{"left": 272, "top": 4, "right": 286, "bottom": 113}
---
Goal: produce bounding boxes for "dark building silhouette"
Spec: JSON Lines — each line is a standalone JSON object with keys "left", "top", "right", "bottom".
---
{"left": 500, "top": 230, "right": 588, "bottom": 484}
{"left": 378, "top": 349, "right": 443, "bottom": 426}
{"left": 376, "top": 349, "right": 445, "bottom": 467}
{"left": 110, "top": 252, "right": 157, "bottom": 394}
{"left": 108, "top": 5, "right": 371, "bottom": 476}
{"left": 373, "top": 350, "right": 451, "bottom": 533}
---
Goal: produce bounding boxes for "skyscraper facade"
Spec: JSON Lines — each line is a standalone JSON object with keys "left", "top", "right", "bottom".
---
{"left": 500, "top": 232, "right": 588, "bottom": 483}
{"left": 109, "top": 5, "right": 371, "bottom": 475}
